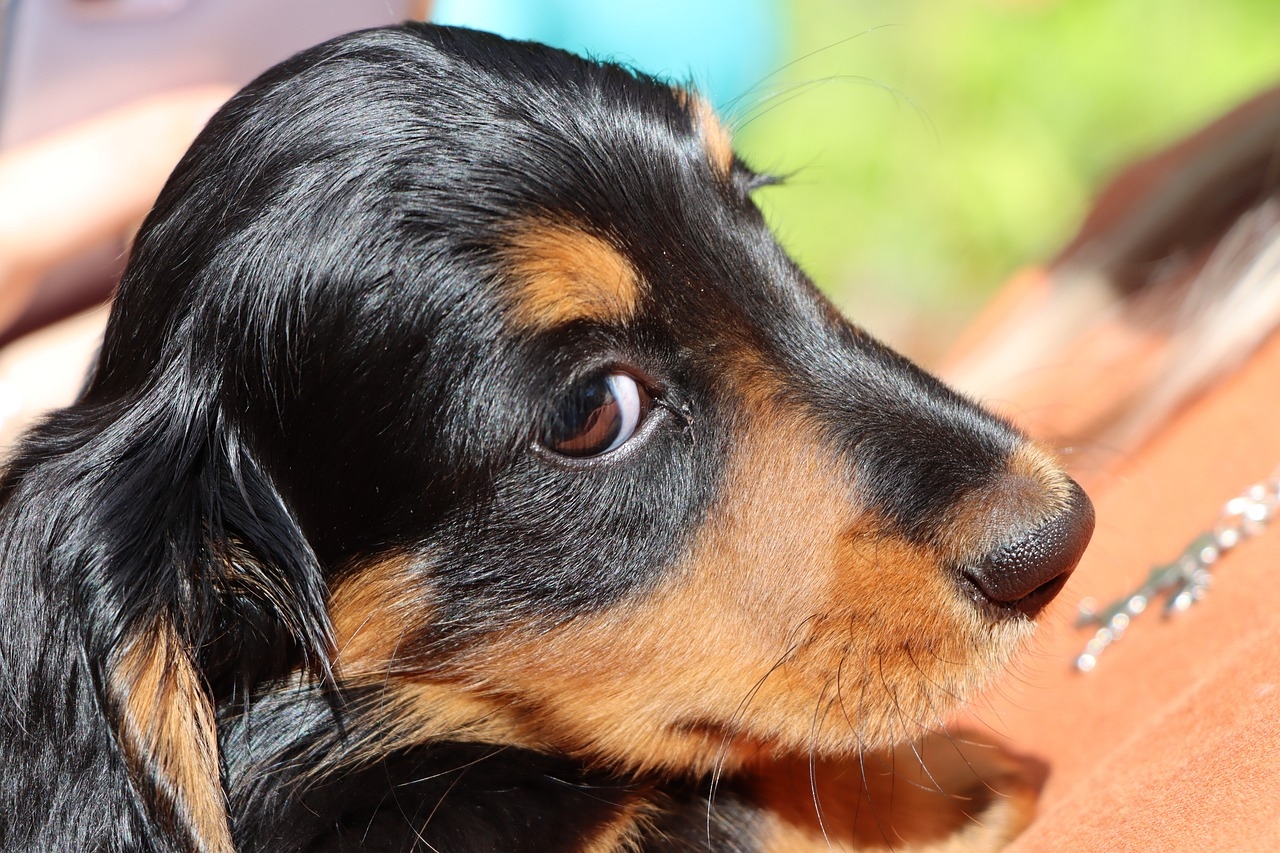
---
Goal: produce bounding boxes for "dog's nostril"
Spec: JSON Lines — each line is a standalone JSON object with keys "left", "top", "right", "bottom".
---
{"left": 961, "top": 481, "right": 1094, "bottom": 618}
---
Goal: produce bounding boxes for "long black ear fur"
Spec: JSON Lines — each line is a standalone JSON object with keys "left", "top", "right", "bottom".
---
{"left": 0, "top": 357, "right": 333, "bottom": 851}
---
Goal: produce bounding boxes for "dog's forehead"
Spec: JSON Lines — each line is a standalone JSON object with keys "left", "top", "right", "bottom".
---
{"left": 465, "top": 98, "right": 806, "bottom": 349}
{"left": 351, "top": 28, "right": 766, "bottom": 331}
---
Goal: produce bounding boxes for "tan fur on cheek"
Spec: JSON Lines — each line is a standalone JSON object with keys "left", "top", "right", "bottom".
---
{"left": 576, "top": 797, "right": 659, "bottom": 853}
{"left": 329, "top": 554, "right": 427, "bottom": 675}
{"left": 439, "top": 408, "right": 1030, "bottom": 775}
{"left": 320, "top": 422, "right": 851, "bottom": 773}
{"left": 328, "top": 557, "right": 546, "bottom": 757}
{"left": 501, "top": 222, "right": 642, "bottom": 330}
{"left": 111, "top": 620, "right": 233, "bottom": 852}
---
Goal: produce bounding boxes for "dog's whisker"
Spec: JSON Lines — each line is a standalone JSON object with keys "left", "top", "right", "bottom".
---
{"left": 706, "top": 622, "right": 814, "bottom": 846}
{"left": 903, "top": 642, "right": 968, "bottom": 718}
{"left": 720, "top": 24, "right": 902, "bottom": 120}
{"left": 734, "top": 73, "right": 935, "bottom": 142}
{"left": 398, "top": 746, "right": 509, "bottom": 789}
{"left": 848, "top": 648, "right": 896, "bottom": 847}
{"left": 806, "top": 677, "right": 839, "bottom": 851}
{"left": 929, "top": 724, "right": 1010, "bottom": 807}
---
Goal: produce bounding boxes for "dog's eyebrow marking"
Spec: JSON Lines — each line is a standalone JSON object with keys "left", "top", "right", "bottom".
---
{"left": 674, "top": 87, "right": 734, "bottom": 178}
{"left": 111, "top": 619, "right": 234, "bottom": 852}
{"left": 501, "top": 222, "right": 642, "bottom": 330}
{"left": 695, "top": 100, "right": 735, "bottom": 178}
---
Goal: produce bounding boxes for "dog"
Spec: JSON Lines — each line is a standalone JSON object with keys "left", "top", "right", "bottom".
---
{"left": 0, "top": 23, "right": 1092, "bottom": 852}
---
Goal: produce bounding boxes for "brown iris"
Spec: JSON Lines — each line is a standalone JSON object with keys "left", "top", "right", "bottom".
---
{"left": 547, "top": 372, "right": 651, "bottom": 457}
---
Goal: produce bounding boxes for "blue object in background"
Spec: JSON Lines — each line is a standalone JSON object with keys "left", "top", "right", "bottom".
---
{"left": 432, "top": 0, "right": 784, "bottom": 111}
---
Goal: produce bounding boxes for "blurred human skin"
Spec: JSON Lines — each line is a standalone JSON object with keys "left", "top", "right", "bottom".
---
{"left": 0, "top": 85, "right": 232, "bottom": 331}
{"left": 0, "top": 86, "right": 232, "bottom": 449}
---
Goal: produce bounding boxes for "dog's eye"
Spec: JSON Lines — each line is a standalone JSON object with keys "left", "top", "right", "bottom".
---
{"left": 547, "top": 372, "right": 652, "bottom": 457}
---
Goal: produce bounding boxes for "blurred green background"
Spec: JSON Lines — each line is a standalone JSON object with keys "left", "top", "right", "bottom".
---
{"left": 734, "top": 0, "right": 1280, "bottom": 362}
{"left": 437, "top": 0, "right": 1280, "bottom": 363}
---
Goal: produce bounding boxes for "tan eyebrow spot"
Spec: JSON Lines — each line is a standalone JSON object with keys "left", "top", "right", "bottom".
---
{"left": 695, "top": 99, "right": 735, "bottom": 177}
{"left": 501, "top": 222, "right": 642, "bottom": 330}
{"left": 674, "top": 87, "right": 734, "bottom": 177}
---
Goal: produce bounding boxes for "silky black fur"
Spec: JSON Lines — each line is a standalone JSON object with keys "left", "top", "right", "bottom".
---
{"left": 223, "top": 690, "right": 763, "bottom": 852}
{"left": 0, "top": 23, "right": 1034, "bottom": 851}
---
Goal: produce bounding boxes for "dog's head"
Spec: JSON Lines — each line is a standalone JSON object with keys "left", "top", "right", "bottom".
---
{"left": 1, "top": 22, "right": 1091, "bottom": 845}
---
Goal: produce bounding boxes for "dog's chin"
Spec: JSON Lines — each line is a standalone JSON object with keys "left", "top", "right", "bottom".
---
{"left": 543, "top": 615, "right": 1035, "bottom": 777}
{"left": 342, "top": 608, "right": 1034, "bottom": 780}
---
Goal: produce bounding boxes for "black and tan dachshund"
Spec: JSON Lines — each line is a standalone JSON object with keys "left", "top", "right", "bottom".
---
{"left": 0, "top": 23, "right": 1092, "bottom": 852}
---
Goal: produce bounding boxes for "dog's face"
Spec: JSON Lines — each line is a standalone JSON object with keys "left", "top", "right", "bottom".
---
{"left": 82, "top": 24, "right": 1090, "bottom": 785}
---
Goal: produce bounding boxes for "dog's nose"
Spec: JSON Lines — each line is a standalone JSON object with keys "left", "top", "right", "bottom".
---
{"left": 960, "top": 481, "right": 1094, "bottom": 617}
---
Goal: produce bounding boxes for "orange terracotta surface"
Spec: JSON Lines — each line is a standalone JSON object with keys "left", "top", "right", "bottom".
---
{"left": 956, "top": 307, "right": 1280, "bottom": 849}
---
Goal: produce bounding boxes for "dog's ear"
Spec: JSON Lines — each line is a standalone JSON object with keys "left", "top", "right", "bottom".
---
{"left": 110, "top": 616, "right": 234, "bottom": 851}
{"left": 0, "top": 381, "right": 332, "bottom": 850}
